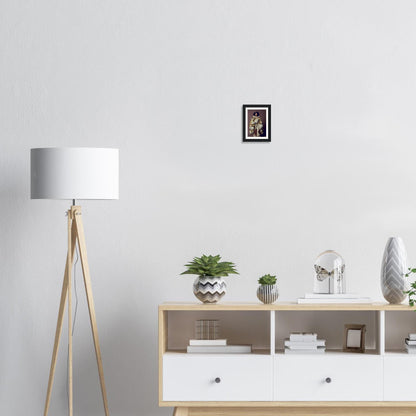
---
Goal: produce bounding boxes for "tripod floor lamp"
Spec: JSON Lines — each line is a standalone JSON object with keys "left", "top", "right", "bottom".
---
{"left": 31, "top": 147, "right": 119, "bottom": 416}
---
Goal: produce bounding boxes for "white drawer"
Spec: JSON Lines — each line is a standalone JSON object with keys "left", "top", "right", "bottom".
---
{"left": 275, "top": 354, "right": 383, "bottom": 401}
{"left": 163, "top": 354, "right": 272, "bottom": 401}
{"left": 384, "top": 355, "right": 416, "bottom": 401}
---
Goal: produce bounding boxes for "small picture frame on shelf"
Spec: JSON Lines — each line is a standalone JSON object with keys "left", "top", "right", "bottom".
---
{"left": 343, "top": 324, "right": 366, "bottom": 353}
{"left": 242, "top": 104, "right": 271, "bottom": 142}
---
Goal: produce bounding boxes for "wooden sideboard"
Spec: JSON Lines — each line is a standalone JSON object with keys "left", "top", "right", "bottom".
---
{"left": 159, "top": 302, "right": 416, "bottom": 416}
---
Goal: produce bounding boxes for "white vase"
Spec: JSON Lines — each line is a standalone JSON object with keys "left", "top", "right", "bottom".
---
{"left": 381, "top": 237, "right": 408, "bottom": 304}
{"left": 257, "top": 284, "right": 279, "bottom": 304}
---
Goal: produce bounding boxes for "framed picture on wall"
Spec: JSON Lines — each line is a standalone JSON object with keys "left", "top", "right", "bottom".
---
{"left": 242, "top": 104, "right": 271, "bottom": 142}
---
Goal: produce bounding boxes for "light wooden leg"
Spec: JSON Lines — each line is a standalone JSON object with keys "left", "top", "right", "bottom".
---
{"left": 67, "top": 214, "right": 73, "bottom": 416}
{"left": 173, "top": 407, "right": 189, "bottom": 416}
{"left": 74, "top": 210, "right": 110, "bottom": 416}
{"left": 44, "top": 220, "right": 76, "bottom": 416}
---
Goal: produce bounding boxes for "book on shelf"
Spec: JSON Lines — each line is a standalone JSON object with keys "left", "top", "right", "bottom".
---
{"left": 405, "top": 345, "right": 416, "bottom": 354}
{"left": 297, "top": 297, "right": 372, "bottom": 304}
{"left": 285, "top": 345, "right": 321, "bottom": 350}
{"left": 289, "top": 332, "right": 317, "bottom": 342}
{"left": 187, "top": 345, "right": 252, "bottom": 354}
{"left": 304, "top": 293, "right": 362, "bottom": 299}
{"left": 284, "top": 346, "right": 325, "bottom": 354}
{"left": 408, "top": 334, "right": 416, "bottom": 341}
{"left": 405, "top": 338, "right": 416, "bottom": 346}
{"left": 284, "top": 339, "right": 326, "bottom": 349}
{"left": 189, "top": 339, "right": 227, "bottom": 346}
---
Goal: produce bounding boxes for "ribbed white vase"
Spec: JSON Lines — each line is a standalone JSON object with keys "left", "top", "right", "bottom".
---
{"left": 257, "top": 284, "right": 279, "bottom": 304}
{"left": 381, "top": 237, "right": 408, "bottom": 304}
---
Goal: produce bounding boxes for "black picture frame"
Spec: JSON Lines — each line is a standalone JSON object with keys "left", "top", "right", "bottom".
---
{"left": 242, "top": 104, "right": 271, "bottom": 142}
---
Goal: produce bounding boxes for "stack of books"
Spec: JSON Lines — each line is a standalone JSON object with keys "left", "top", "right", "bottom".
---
{"left": 186, "top": 339, "right": 252, "bottom": 354}
{"left": 405, "top": 334, "right": 416, "bottom": 354}
{"left": 284, "top": 332, "right": 326, "bottom": 354}
{"left": 297, "top": 293, "right": 372, "bottom": 304}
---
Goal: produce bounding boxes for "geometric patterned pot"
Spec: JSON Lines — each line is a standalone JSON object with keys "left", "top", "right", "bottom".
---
{"left": 193, "top": 276, "right": 226, "bottom": 304}
{"left": 381, "top": 237, "right": 408, "bottom": 304}
{"left": 257, "top": 284, "right": 279, "bottom": 304}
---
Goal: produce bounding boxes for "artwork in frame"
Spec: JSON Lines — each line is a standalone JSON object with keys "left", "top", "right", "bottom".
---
{"left": 242, "top": 104, "right": 271, "bottom": 142}
{"left": 343, "top": 324, "right": 366, "bottom": 353}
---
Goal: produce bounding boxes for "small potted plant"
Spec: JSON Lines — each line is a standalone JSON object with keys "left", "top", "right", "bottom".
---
{"left": 257, "top": 274, "right": 278, "bottom": 304}
{"left": 181, "top": 254, "right": 238, "bottom": 303}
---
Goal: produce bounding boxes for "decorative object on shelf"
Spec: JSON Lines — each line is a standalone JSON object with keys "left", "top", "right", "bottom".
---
{"left": 381, "top": 237, "right": 408, "bottom": 304}
{"left": 343, "top": 324, "right": 366, "bottom": 353}
{"left": 284, "top": 332, "right": 326, "bottom": 354}
{"left": 195, "top": 319, "right": 220, "bottom": 340}
{"left": 242, "top": 104, "right": 271, "bottom": 142}
{"left": 190, "top": 319, "right": 251, "bottom": 353}
{"left": 405, "top": 333, "right": 416, "bottom": 354}
{"left": 257, "top": 274, "right": 279, "bottom": 304}
{"left": 31, "top": 147, "right": 119, "bottom": 416}
{"left": 313, "top": 250, "right": 345, "bottom": 294}
{"left": 181, "top": 254, "right": 238, "bottom": 303}
{"left": 404, "top": 267, "right": 416, "bottom": 308}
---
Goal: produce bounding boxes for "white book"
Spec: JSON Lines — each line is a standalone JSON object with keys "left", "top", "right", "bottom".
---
{"left": 284, "top": 347, "right": 325, "bottom": 354}
{"left": 189, "top": 339, "right": 227, "bottom": 346}
{"left": 408, "top": 334, "right": 416, "bottom": 341}
{"left": 289, "top": 332, "right": 317, "bottom": 342}
{"left": 406, "top": 345, "right": 416, "bottom": 354}
{"left": 297, "top": 297, "right": 372, "bottom": 304}
{"left": 304, "top": 293, "right": 362, "bottom": 299}
{"left": 286, "top": 345, "right": 318, "bottom": 350}
{"left": 405, "top": 339, "right": 416, "bottom": 346}
{"left": 285, "top": 339, "right": 325, "bottom": 348}
{"left": 187, "top": 345, "right": 252, "bottom": 354}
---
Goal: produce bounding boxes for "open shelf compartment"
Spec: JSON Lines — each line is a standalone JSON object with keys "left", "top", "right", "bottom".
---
{"left": 165, "top": 310, "right": 271, "bottom": 354}
{"left": 385, "top": 310, "right": 416, "bottom": 354}
{"left": 274, "top": 310, "right": 381, "bottom": 355}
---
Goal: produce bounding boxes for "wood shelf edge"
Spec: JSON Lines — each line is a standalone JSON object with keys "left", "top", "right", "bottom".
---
{"left": 159, "top": 302, "right": 415, "bottom": 311}
{"left": 160, "top": 401, "right": 416, "bottom": 408}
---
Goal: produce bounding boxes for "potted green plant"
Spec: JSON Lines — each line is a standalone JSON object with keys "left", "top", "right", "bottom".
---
{"left": 257, "top": 274, "right": 278, "bottom": 304}
{"left": 404, "top": 267, "right": 416, "bottom": 307}
{"left": 181, "top": 254, "right": 238, "bottom": 303}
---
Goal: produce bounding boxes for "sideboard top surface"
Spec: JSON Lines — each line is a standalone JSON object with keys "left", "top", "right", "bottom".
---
{"left": 159, "top": 302, "right": 414, "bottom": 311}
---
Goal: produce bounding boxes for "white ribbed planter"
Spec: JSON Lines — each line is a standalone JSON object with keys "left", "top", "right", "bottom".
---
{"left": 257, "top": 284, "right": 279, "bottom": 304}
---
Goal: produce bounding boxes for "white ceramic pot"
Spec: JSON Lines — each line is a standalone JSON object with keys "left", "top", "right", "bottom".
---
{"left": 193, "top": 276, "right": 226, "bottom": 304}
{"left": 257, "top": 284, "right": 279, "bottom": 304}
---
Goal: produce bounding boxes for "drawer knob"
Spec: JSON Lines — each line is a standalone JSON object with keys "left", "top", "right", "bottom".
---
{"left": 215, "top": 377, "right": 221, "bottom": 384}
{"left": 325, "top": 377, "right": 332, "bottom": 384}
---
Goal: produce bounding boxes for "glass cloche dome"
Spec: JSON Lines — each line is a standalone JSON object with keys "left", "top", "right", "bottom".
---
{"left": 313, "top": 250, "right": 345, "bottom": 294}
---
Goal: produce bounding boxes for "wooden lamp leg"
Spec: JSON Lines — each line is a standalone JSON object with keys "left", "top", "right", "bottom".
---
{"left": 44, "top": 218, "right": 76, "bottom": 416}
{"left": 44, "top": 206, "right": 110, "bottom": 416}
{"left": 67, "top": 212, "right": 74, "bottom": 416}
{"left": 74, "top": 208, "right": 110, "bottom": 416}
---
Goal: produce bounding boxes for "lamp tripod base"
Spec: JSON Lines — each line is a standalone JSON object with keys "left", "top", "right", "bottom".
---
{"left": 43, "top": 206, "right": 109, "bottom": 416}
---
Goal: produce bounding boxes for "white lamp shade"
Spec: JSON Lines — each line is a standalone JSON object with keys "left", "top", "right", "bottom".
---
{"left": 31, "top": 147, "right": 119, "bottom": 200}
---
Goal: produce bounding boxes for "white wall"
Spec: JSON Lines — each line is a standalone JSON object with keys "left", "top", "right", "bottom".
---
{"left": 2, "top": 0, "right": 416, "bottom": 414}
